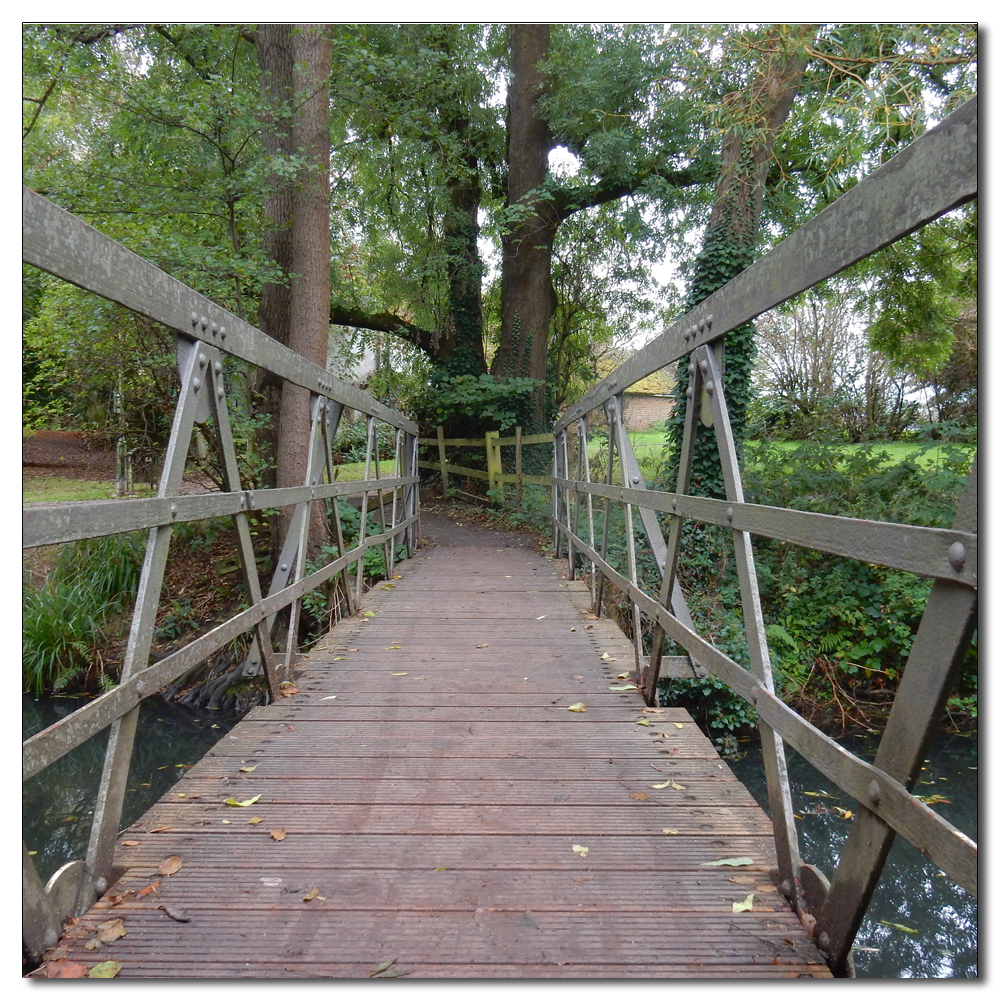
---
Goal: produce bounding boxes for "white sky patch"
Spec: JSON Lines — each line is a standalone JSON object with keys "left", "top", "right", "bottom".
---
{"left": 548, "top": 145, "right": 581, "bottom": 180}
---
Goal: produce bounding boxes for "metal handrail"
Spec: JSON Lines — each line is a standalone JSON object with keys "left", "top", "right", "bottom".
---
{"left": 22, "top": 188, "right": 421, "bottom": 959}
{"left": 550, "top": 96, "right": 978, "bottom": 977}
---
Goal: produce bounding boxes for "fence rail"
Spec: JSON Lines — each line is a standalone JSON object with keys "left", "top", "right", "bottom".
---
{"left": 21, "top": 188, "right": 420, "bottom": 961}
{"left": 550, "top": 96, "right": 978, "bottom": 977}
{"left": 418, "top": 426, "right": 553, "bottom": 500}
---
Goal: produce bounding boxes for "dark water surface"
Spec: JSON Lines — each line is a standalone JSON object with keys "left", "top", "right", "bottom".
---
{"left": 727, "top": 728, "right": 978, "bottom": 978}
{"left": 23, "top": 694, "right": 241, "bottom": 884}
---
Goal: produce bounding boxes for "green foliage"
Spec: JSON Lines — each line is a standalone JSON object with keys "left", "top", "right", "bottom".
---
{"left": 410, "top": 373, "right": 545, "bottom": 436}
{"left": 22, "top": 531, "right": 146, "bottom": 696}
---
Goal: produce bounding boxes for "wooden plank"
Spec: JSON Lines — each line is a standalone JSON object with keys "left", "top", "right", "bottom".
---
{"left": 39, "top": 521, "right": 830, "bottom": 979}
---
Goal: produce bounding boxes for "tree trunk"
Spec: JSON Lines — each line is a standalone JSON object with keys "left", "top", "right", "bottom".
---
{"left": 278, "top": 25, "right": 332, "bottom": 558}
{"left": 254, "top": 25, "right": 294, "bottom": 495}
{"left": 492, "top": 24, "right": 556, "bottom": 430}
{"left": 255, "top": 24, "right": 332, "bottom": 558}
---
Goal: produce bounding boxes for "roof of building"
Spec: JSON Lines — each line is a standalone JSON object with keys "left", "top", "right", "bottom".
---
{"left": 594, "top": 355, "right": 676, "bottom": 395}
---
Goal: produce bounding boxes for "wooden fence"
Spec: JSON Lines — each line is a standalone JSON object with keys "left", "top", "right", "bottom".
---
{"left": 419, "top": 426, "right": 552, "bottom": 504}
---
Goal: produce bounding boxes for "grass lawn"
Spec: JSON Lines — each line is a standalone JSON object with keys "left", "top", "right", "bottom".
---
{"left": 584, "top": 430, "right": 974, "bottom": 484}
{"left": 23, "top": 478, "right": 156, "bottom": 503}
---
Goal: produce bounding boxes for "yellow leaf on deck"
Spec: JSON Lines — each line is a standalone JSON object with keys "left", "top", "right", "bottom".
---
{"left": 733, "top": 894, "right": 755, "bottom": 913}
{"left": 567, "top": 703, "right": 587, "bottom": 712}
{"left": 224, "top": 795, "right": 261, "bottom": 807}
{"left": 572, "top": 844, "right": 589, "bottom": 858}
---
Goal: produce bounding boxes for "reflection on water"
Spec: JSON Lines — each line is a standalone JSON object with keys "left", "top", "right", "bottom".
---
{"left": 727, "top": 729, "right": 977, "bottom": 978}
{"left": 23, "top": 694, "right": 240, "bottom": 884}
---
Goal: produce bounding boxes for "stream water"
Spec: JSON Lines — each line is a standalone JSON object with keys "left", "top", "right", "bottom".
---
{"left": 23, "top": 696, "right": 976, "bottom": 978}
{"left": 727, "top": 727, "right": 978, "bottom": 978}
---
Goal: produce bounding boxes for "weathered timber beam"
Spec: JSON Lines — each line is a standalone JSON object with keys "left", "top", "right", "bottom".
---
{"left": 554, "top": 478, "right": 976, "bottom": 587}
{"left": 22, "top": 187, "right": 417, "bottom": 434}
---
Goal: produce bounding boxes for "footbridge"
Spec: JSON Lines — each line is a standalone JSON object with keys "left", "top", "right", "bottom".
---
{"left": 22, "top": 97, "right": 977, "bottom": 978}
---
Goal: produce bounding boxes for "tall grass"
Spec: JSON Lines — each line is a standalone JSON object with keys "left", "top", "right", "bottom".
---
{"left": 23, "top": 531, "right": 146, "bottom": 696}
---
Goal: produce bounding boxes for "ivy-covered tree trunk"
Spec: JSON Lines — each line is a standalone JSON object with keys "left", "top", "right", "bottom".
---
{"left": 665, "top": 26, "right": 814, "bottom": 499}
{"left": 492, "top": 23, "right": 556, "bottom": 431}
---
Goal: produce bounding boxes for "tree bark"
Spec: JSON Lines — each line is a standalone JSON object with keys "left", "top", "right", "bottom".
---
{"left": 492, "top": 24, "right": 556, "bottom": 429}
{"left": 255, "top": 24, "right": 332, "bottom": 557}
{"left": 254, "top": 25, "right": 294, "bottom": 494}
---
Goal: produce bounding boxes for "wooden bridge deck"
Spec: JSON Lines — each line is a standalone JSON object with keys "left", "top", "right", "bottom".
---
{"left": 45, "top": 512, "right": 831, "bottom": 978}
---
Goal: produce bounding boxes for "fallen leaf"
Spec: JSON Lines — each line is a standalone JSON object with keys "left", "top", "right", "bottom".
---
{"left": 635, "top": 717, "right": 651, "bottom": 726}
{"left": 702, "top": 857, "right": 754, "bottom": 867}
{"left": 373, "top": 970, "right": 409, "bottom": 978}
{"left": 159, "top": 904, "right": 190, "bottom": 922}
{"left": 120, "top": 840, "right": 140, "bottom": 847}
{"left": 97, "top": 918, "right": 127, "bottom": 943}
{"left": 608, "top": 684, "right": 636, "bottom": 691}
{"left": 662, "top": 828, "right": 679, "bottom": 835}
{"left": 332, "top": 656, "right": 347, "bottom": 661}
{"left": 279, "top": 685, "right": 299, "bottom": 697}
{"left": 641, "top": 708, "right": 666, "bottom": 714}
{"left": 224, "top": 795, "right": 261, "bottom": 807}
{"left": 386, "top": 645, "right": 402, "bottom": 650}
{"left": 320, "top": 695, "right": 338, "bottom": 700}
{"left": 370, "top": 958, "right": 398, "bottom": 977}
{"left": 572, "top": 844, "right": 589, "bottom": 858}
{"left": 880, "top": 920, "right": 919, "bottom": 934}
{"left": 158, "top": 856, "right": 182, "bottom": 876}
{"left": 650, "top": 782, "right": 672, "bottom": 789}
{"left": 755, "top": 885, "right": 779, "bottom": 893}
{"left": 247, "top": 816, "right": 264, "bottom": 825}
{"left": 535, "top": 615, "right": 547, "bottom": 620}
{"left": 88, "top": 961, "right": 122, "bottom": 978}
{"left": 729, "top": 875, "right": 756, "bottom": 884}
{"left": 135, "top": 881, "right": 160, "bottom": 899}
{"left": 733, "top": 893, "right": 755, "bottom": 913}
{"left": 390, "top": 672, "right": 408, "bottom": 676}
{"left": 152, "top": 826, "right": 171, "bottom": 833}
{"left": 84, "top": 938, "right": 101, "bottom": 951}
{"left": 671, "top": 722, "right": 684, "bottom": 729}
{"left": 303, "top": 888, "right": 321, "bottom": 902}
{"left": 600, "top": 653, "right": 617, "bottom": 661}
{"left": 804, "top": 789, "right": 835, "bottom": 798}
{"left": 240, "top": 765, "right": 258, "bottom": 773}
{"left": 617, "top": 672, "right": 631, "bottom": 679}
{"left": 476, "top": 644, "right": 489, "bottom": 648}
{"left": 630, "top": 792, "right": 650, "bottom": 801}
{"left": 271, "top": 828, "right": 286, "bottom": 841}
{"left": 833, "top": 806, "right": 854, "bottom": 819}
{"left": 46, "top": 962, "right": 89, "bottom": 978}
{"left": 363, "top": 611, "right": 375, "bottom": 617}
{"left": 567, "top": 703, "right": 587, "bottom": 712}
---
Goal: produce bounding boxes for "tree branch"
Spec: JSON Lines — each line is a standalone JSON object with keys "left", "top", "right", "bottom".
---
{"left": 330, "top": 304, "right": 441, "bottom": 357}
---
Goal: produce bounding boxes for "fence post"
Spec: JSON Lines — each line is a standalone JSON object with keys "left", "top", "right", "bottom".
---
{"left": 485, "top": 430, "right": 501, "bottom": 494}
{"left": 515, "top": 426, "right": 523, "bottom": 510}
{"left": 436, "top": 424, "right": 449, "bottom": 498}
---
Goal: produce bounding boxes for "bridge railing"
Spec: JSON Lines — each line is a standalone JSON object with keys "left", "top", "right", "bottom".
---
{"left": 21, "top": 188, "right": 421, "bottom": 959}
{"left": 551, "top": 97, "right": 977, "bottom": 977}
